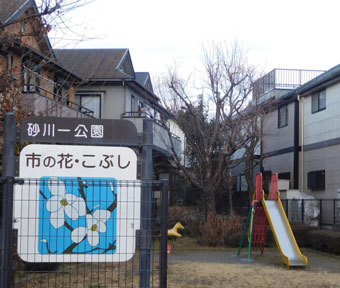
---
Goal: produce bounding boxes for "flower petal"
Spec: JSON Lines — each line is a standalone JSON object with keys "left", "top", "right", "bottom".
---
{"left": 71, "top": 227, "right": 87, "bottom": 243}
{"left": 69, "top": 197, "right": 86, "bottom": 217}
{"left": 46, "top": 195, "right": 63, "bottom": 212}
{"left": 48, "top": 177, "right": 66, "bottom": 197}
{"left": 87, "top": 230, "right": 99, "bottom": 247}
{"left": 93, "top": 209, "right": 111, "bottom": 223}
{"left": 97, "top": 221, "right": 107, "bottom": 233}
{"left": 65, "top": 193, "right": 77, "bottom": 204}
{"left": 86, "top": 214, "right": 97, "bottom": 229}
{"left": 50, "top": 209, "right": 65, "bottom": 229}
{"left": 64, "top": 204, "right": 79, "bottom": 220}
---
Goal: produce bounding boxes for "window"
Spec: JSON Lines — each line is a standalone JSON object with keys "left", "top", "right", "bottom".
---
{"left": 237, "top": 175, "right": 248, "bottom": 192}
{"left": 21, "top": 21, "right": 26, "bottom": 32}
{"left": 75, "top": 93, "right": 101, "bottom": 118}
{"left": 278, "top": 105, "right": 288, "bottom": 128}
{"left": 307, "top": 170, "right": 325, "bottom": 191}
{"left": 131, "top": 95, "right": 137, "bottom": 113}
{"left": 278, "top": 172, "right": 290, "bottom": 180}
{"left": 312, "top": 90, "right": 326, "bottom": 113}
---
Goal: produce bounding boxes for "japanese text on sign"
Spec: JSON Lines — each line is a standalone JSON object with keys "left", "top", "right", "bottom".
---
{"left": 19, "top": 144, "right": 137, "bottom": 180}
{"left": 27, "top": 123, "right": 104, "bottom": 139}
{"left": 25, "top": 153, "right": 130, "bottom": 170}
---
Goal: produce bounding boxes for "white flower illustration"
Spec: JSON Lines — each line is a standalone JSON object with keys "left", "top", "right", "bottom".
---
{"left": 71, "top": 209, "right": 111, "bottom": 247}
{"left": 46, "top": 177, "right": 86, "bottom": 229}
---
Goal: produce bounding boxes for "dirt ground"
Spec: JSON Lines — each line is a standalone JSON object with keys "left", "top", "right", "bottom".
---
{"left": 167, "top": 247, "right": 340, "bottom": 288}
{"left": 14, "top": 241, "right": 340, "bottom": 287}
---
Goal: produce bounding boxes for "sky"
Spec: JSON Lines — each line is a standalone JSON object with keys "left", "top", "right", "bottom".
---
{"left": 51, "top": 0, "right": 340, "bottom": 80}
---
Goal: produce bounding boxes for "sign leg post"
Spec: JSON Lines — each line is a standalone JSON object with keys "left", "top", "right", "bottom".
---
{"left": 1, "top": 113, "right": 16, "bottom": 288}
{"left": 160, "top": 180, "right": 169, "bottom": 288}
{"left": 140, "top": 119, "right": 153, "bottom": 288}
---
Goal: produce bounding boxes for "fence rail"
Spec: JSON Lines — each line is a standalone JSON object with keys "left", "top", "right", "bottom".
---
{"left": 281, "top": 199, "right": 340, "bottom": 229}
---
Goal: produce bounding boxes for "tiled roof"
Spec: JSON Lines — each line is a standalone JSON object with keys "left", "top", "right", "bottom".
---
{"left": 54, "top": 49, "right": 135, "bottom": 80}
{"left": 0, "top": 0, "right": 27, "bottom": 23}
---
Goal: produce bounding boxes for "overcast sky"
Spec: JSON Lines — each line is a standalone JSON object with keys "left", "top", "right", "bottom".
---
{"left": 52, "top": 0, "right": 340, "bottom": 79}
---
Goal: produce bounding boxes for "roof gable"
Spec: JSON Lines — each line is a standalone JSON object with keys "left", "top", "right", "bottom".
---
{"left": 0, "top": 0, "right": 55, "bottom": 59}
{"left": 54, "top": 48, "right": 135, "bottom": 80}
{"left": 135, "top": 72, "right": 154, "bottom": 93}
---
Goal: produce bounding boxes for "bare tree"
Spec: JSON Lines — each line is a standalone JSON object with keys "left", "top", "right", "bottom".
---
{"left": 158, "top": 42, "right": 267, "bottom": 216}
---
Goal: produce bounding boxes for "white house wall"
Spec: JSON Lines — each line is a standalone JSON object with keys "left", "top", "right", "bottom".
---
{"left": 303, "top": 83, "right": 340, "bottom": 145}
{"left": 76, "top": 86, "right": 125, "bottom": 119}
{"left": 301, "top": 82, "right": 340, "bottom": 199}
{"left": 262, "top": 101, "right": 295, "bottom": 154}
{"left": 263, "top": 152, "right": 294, "bottom": 188}
{"left": 303, "top": 146, "right": 340, "bottom": 199}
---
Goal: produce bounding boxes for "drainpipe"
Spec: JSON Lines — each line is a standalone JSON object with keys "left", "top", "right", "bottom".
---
{"left": 122, "top": 80, "right": 127, "bottom": 117}
{"left": 297, "top": 94, "right": 304, "bottom": 192}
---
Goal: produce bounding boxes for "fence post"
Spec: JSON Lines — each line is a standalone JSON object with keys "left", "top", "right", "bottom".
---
{"left": 140, "top": 119, "right": 153, "bottom": 288}
{"left": 160, "top": 180, "right": 168, "bottom": 288}
{"left": 333, "top": 199, "right": 336, "bottom": 226}
{"left": 1, "top": 113, "right": 16, "bottom": 288}
{"left": 319, "top": 199, "right": 323, "bottom": 229}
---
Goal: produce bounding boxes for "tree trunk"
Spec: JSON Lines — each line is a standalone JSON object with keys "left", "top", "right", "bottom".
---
{"left": 203, "top": 187, "right": 216, "bottom": 219}
{"left": 227, "top": 169, "right": 234, "bottom": 215}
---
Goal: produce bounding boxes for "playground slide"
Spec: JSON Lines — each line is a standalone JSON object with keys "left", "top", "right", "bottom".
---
{"left": 262, "top": 199, "right": 308, "bottom": 267}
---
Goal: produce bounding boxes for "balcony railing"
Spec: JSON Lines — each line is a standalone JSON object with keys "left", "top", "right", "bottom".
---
{"left": 121, "top": 112, "right": 182, "bottom": 156}
{"left": 24, "top": 84, "right": 94, "bottom": 117}
{"left": 253, "top": 68, "right": 325, "bottom": 99}
{"left": 22, "top": 85, "right": 94, "bottom": 119}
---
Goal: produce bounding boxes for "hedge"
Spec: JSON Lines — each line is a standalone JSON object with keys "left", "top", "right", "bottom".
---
{"left": 266, "top": 223, "right": 340, "bottom": 255}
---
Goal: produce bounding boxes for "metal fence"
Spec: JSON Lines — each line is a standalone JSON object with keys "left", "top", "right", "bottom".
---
{"left": 281, "top": 199, "right": 340, "bottom": 229}
{"left": 252, "top": 68, "right": 325, "bottom": 97}
{"left": 1, "top": 178, "right": 168, "bottom": 288}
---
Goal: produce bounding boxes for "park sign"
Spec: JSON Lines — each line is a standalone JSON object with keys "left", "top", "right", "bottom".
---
{"left": 14, "top": 144, "right": 141, "bottom": 263}
{"left": 20, "top": 116, "right": 139, "bottom": 146}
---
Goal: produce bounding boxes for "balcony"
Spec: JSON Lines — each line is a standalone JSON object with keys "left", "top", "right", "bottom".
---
{"left": 22, "top": 85, "right": 94, "bottom": 118}
{"left": 22, "top": 67, "right": 94, "bottom": 118}
{"left": 253, "top": 68, "right": 325, "bottom": 102}
{"left": 121, "top": 112, "right": 182, "bottom": 157}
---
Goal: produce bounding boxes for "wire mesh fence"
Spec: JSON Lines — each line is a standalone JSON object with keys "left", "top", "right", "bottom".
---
{"left": 281, "top": 199, "right": 340, "bottom": 229}
{"left": 1, "top": 178, "right": 168, "bottom": 288}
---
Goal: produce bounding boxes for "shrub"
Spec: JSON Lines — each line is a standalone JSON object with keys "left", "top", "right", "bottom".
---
{"left": 222, "top": 212, "right": 245, "bottom": 246}
{"left": 197, "top": 211, "right": 245, "bottom": 247}
{"left": 168, "top": 206, "right": 200, "bottom": 237}
{"left": 291, "top": 223, "right": 318, "bottom": 247}
{"left": 265, "top": 223, "right": 318, "bottom": 247}
{"left": 308, "top": 230, "right": 340, "bottom": 254}
{"left": 168, "top": 206, "right": 245, "bottom": 247}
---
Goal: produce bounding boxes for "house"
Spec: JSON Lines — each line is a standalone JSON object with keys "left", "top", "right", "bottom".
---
{"left": 54, "top": 48, "right": 183, "bottom": 180}
{"left": 0, "top": 0, "right": 93, "bottom": 119}
{"left": 1, "top": 0, "right": 183, "bottom": 187}
{"left": 253, "top": 66, "right": 340, "bottom": 205}
{"left": 249, "top": 69, "right": 324, "bottom": 192}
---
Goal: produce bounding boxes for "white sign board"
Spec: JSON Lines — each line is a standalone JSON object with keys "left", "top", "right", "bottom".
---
{"left": 14, "top": 144, "right": 140, "bottom": 263}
